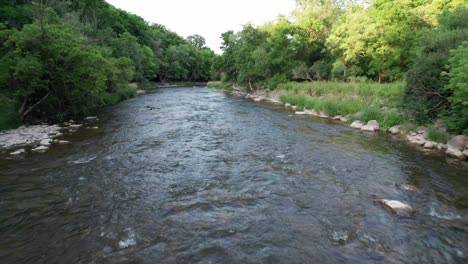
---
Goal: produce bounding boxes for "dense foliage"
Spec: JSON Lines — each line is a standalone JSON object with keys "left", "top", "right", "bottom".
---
{"left": 0, "top": 0, "right": 215, "bottom": 128}
{"left": 212, "top": 0, "right": 467, "bottom": 134}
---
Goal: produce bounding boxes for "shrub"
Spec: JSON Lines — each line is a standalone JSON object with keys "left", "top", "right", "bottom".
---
{"left": 426, "top": 127, "right": 449, "bottom": 143}
{"left": 381, "top": 110, "right": 402, "bottom": 129}
{"left": 267, "top": 73, "right": 288, "bottom": 90}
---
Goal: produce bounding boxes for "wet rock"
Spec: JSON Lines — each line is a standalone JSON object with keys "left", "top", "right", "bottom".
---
{"left": 410, "top": 132, "right": 417, "bottom": 136}
{"left": 388, "top": 125, "right": 401, "bottom": 135}
{"left": 361, "top": 120, "right": 380, "bottom": 132}
{"left": 284, "top": 103, "right": 291, "bottom": 108}
{"left": 58, "top": 140, "right": 71, "bottom": 144}
{"left": 436, "top": 143, "right": 448, "bottom": 151}
{"left": 69, "top": 124, "right": 82, "bottom": 129}
{"left": 253, "top": 98, "right": 261, "bottom": 102}
{"left": 446, "top": 147, "right": 466, "bottom": 160}
{"left": 401, "top": 184, "right": 419, "bottom": 192}
{"left": 52, "top": 132, "right": 63, "bottom": 138}
{"left": 350, "top": 120, "right": 364, "bottom": 129}
{"left": 0, "top": 124, "right": 61, "bottom": 149}
{"left": 407, "top": 135, "right": 426, "bottom": 146}
{"left": 89, "top": 126, "right": 99, "bottom": 129}
{"left": 375, "top": 199, "right": 415, "bottom": 217}
{"left": 464, "top": 150, "right": 468, "bottom": 158}
{"left": 295, "top": 111, "right": 307, "bottom": 115}
{"left": 447, "top": 135, "right": 468, "bottom": 151}
{"left": 291, "top": 105, "right": 298, "bottom": 111}
{"left": 333, "top": 115, "right": 342, "bottom": 120}
{"left": 32, "top": 146, "right": 49, "bottom": 152}
{"left": 305, "top": 109, "right": 318, "bottom": 116}
{"left": 340, "top": 116, "right": 348, "bottom": 122}
{"left": 318, "top": 112, "right": 329, "bottom": 118}
{"left": 424, "top": 141, "right": 436, "bottom": 149}
{"left": 84, "top": 116, "right": 98, "bottom": 121}
{"left": 40, "top": 139, "right": 52, "bottom": 146}
{"left": 10, "top": 149, "right": 26, "bottom": 155}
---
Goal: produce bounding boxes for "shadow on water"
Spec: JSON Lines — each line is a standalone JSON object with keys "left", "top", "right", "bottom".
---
{"left": 0, "top": 87, "right": 467, "bottom": 263}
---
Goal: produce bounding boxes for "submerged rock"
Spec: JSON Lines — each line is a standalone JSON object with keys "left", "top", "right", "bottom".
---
{"left": 375, "top": 199, "right": 415, "bottom": 217}
{"left": 32, "top": 146, "right": 49, "bottom": 152}
{"left": 350, "top": 120, "right": 364, "bottom": 129}
{"left": 401, "top": 184, "right": 419, "bottom": 192}
{"left": 10, "top": 149, "right": 26, "bottom": 155}
{"left": 388, "top": 125, "right": 401, "bottom": 135}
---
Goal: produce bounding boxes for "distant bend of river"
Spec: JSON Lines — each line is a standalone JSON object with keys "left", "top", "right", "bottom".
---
{"left": 0, "top": 87, "right": 467, "bottom": 263}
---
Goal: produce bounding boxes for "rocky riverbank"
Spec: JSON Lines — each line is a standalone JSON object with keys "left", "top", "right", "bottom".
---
{"left": 0, "top": 117, "right": 99, "bottom": 155}
{"left": 226, "top": 87, "right": 468, "bottom": 162}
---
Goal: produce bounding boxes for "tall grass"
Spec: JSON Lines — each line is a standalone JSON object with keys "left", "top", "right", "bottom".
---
{"left": 426, "top": 127, "right": 449, "bottom": 143}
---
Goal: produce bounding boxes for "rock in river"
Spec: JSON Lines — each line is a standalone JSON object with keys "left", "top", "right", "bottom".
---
{"left": 350, "top": 120, "right": 364, "bottom": 129}
{"left": 375, "top": 199, "right": 415, "bottom": 217}
{"left": 361, "top": 120, "right": 380, "bottom": 132}
{"left": 446, "top": 147, "right": 466, "bottom": 160}
{"left": 32, "top": 146, "right": 49, "bottom": 152}
{"left": 388, "top": 125, "right": 401, "bottom": 135}
{"left": 447, "top": 135, "right": 468, "bottom": 151}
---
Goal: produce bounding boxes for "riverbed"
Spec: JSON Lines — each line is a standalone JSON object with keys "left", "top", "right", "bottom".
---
{"left": 0, "top": 87, "right": 466, "bottom": 263}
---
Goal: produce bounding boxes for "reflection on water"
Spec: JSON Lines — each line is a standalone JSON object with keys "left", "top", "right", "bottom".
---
{"left": 0, "top": 87, "right": 467, "bottom": 263}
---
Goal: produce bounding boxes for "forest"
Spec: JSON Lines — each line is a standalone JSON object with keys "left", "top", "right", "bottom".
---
{"left": 0, "top": 0, "right": 215, "bottom": 129}
{"left": 211, "top": 0, "right": 467, "bottom": 135}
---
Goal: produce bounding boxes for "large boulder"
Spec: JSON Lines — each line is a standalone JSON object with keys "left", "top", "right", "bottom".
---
{"left": 350, "top": 120, "right": 364, "bottom": 129}
{"left": 446, "top": 147, "right": 466, "bottom": 160}
{"left": 361, "top": 120, "right": 380, "bottom": 132}
{"left": 463, "top": 150, "right": 468, "bottom": 158}
{"left": 375, "top": 199, "right": 415, "bottom": 217}
{"left": 447, "top": 135, "right": 468, "bottom": 151}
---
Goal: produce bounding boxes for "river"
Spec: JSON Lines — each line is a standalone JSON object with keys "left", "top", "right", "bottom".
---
{"left": 0, "top": 87, "right": 467, "bottom": 263}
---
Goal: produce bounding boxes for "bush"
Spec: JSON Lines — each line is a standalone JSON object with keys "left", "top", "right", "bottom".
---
{"left": 267, "top": 73, "right": 288, "bottom": 90}
{"left": 443, "top": 41, "right": 468, "bottom": 134}
{"left": 426, "top": 127, "right": 449, "bottom": 143}
{"left": 0, "top": 98, "right": 21, "bottom": 130}
{"left": 360, "top": 107, "right": 383, "bottom": 122}
{"left": 381, "top": 110, "right": 402, "bottom": 129}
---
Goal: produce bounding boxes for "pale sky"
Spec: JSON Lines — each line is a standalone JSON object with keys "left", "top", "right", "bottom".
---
{"left": 105, "top": 0, "right": 296, "bottom": 53}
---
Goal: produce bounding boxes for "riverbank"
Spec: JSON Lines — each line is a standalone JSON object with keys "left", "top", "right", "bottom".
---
{"left": 208, "top": 81, "right": 468, "bottom": 161}
{"left": 0, "top": 117, "right": 99, "bottom": 155}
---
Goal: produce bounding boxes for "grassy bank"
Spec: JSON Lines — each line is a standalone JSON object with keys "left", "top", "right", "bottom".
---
{"left": 277, "top": 81, "right": 406, "bottom": 130}
{"left": 206, "top": 81, "right": 234, "bottom": 92}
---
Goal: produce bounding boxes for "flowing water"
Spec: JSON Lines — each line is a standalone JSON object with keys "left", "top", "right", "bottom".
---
{"left": 0, "top": 87, "right": 467, "bottom": 263}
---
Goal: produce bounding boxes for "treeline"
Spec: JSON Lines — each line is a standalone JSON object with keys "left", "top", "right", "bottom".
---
{"left": 0, "top": 0, "right": 215, "bottom": 129}
{"left": 212, "top": 0, "right": 467, "bottom": 134}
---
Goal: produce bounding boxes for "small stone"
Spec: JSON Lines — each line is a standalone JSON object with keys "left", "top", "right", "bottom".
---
{"left": 340, "top": 116, "right": 348, "bottom": 122}
{"left": 32, "top": 146, "right": 49, "bottom": 152}
{"left": 388, "top": 125, "right": 401, "bottom": 135}
{"left": 253, "top": 98, "right": 261, "bottom": 102}
{"left": 318, "top": 112, "right": 329, "bottom": 118}
{"left": 295, "top": 111, "right": 306, "bottom": 115}
{"left": 10, "top": 149, "right": 26, "bottom": 155}
{"left": 361, "top": 120, "right": 379, "bottom": 132}
{"left": 333, "top": 115, "right": 342, "bottom": 120}
{"left": 69, "top": 124, "right": 82, "bottom": 129}
{"left": 58, "top": 140, "right": 71, "bottom": 144}
{"left": 416, "top": 126, "right": 428, "bottom": 134}
{"left": 285, "top": 103, "right": 291, "bottom": 108}
{"left": 84, "top": 116, "right": 98, "bottom": 121}
{"left": 40, "top": 139, "right": 52, "bottom": 146}
{"left": 291, "top": 105, "right": 298, "bottom": 111}
{"left": 52, "top": 132, "right": 63, "bottom": 138}
{"left": 410, "top": 132, "right": 417, "bottom": 136}
{"left": 424, "top": 141, "right": 436, "bottom": 149}
{"left": 350, "top": 120, "right": 364, "bottom": 129}
{"left": 375, "top": 199, "right": 415, "bottom": 217}
{"left": 446, "top": 147, "right": 466, "bottom": 160}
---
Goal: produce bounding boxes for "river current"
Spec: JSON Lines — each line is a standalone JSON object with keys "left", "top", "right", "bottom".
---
{"left": 0, "top": 87, "right": 467, "bottom": 263}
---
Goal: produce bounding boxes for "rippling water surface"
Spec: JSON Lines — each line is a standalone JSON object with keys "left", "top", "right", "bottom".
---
{"left": 0, "top": 87, "right": 467, "bottom": 263}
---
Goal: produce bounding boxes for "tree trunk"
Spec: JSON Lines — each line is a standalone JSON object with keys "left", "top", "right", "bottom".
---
{"left": 21, "top": 92, "right": 50, "bottom": 120}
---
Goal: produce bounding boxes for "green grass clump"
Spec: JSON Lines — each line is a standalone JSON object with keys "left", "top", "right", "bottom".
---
{"left": 360, "top": 107, "right": 383, "bottom": 122}
{"left": 381, "top": 110, "right": 403, "bottom": 129}
{"left": 207, "top": 81, "right": 233, "bottom": 92}
{"left": 426, "top": 127, "right": 449, "bottom": 143}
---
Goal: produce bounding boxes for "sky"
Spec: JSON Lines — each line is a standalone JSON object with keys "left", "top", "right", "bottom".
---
{"left": 105, "top": 0, "right": 296, "bottom": 53}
